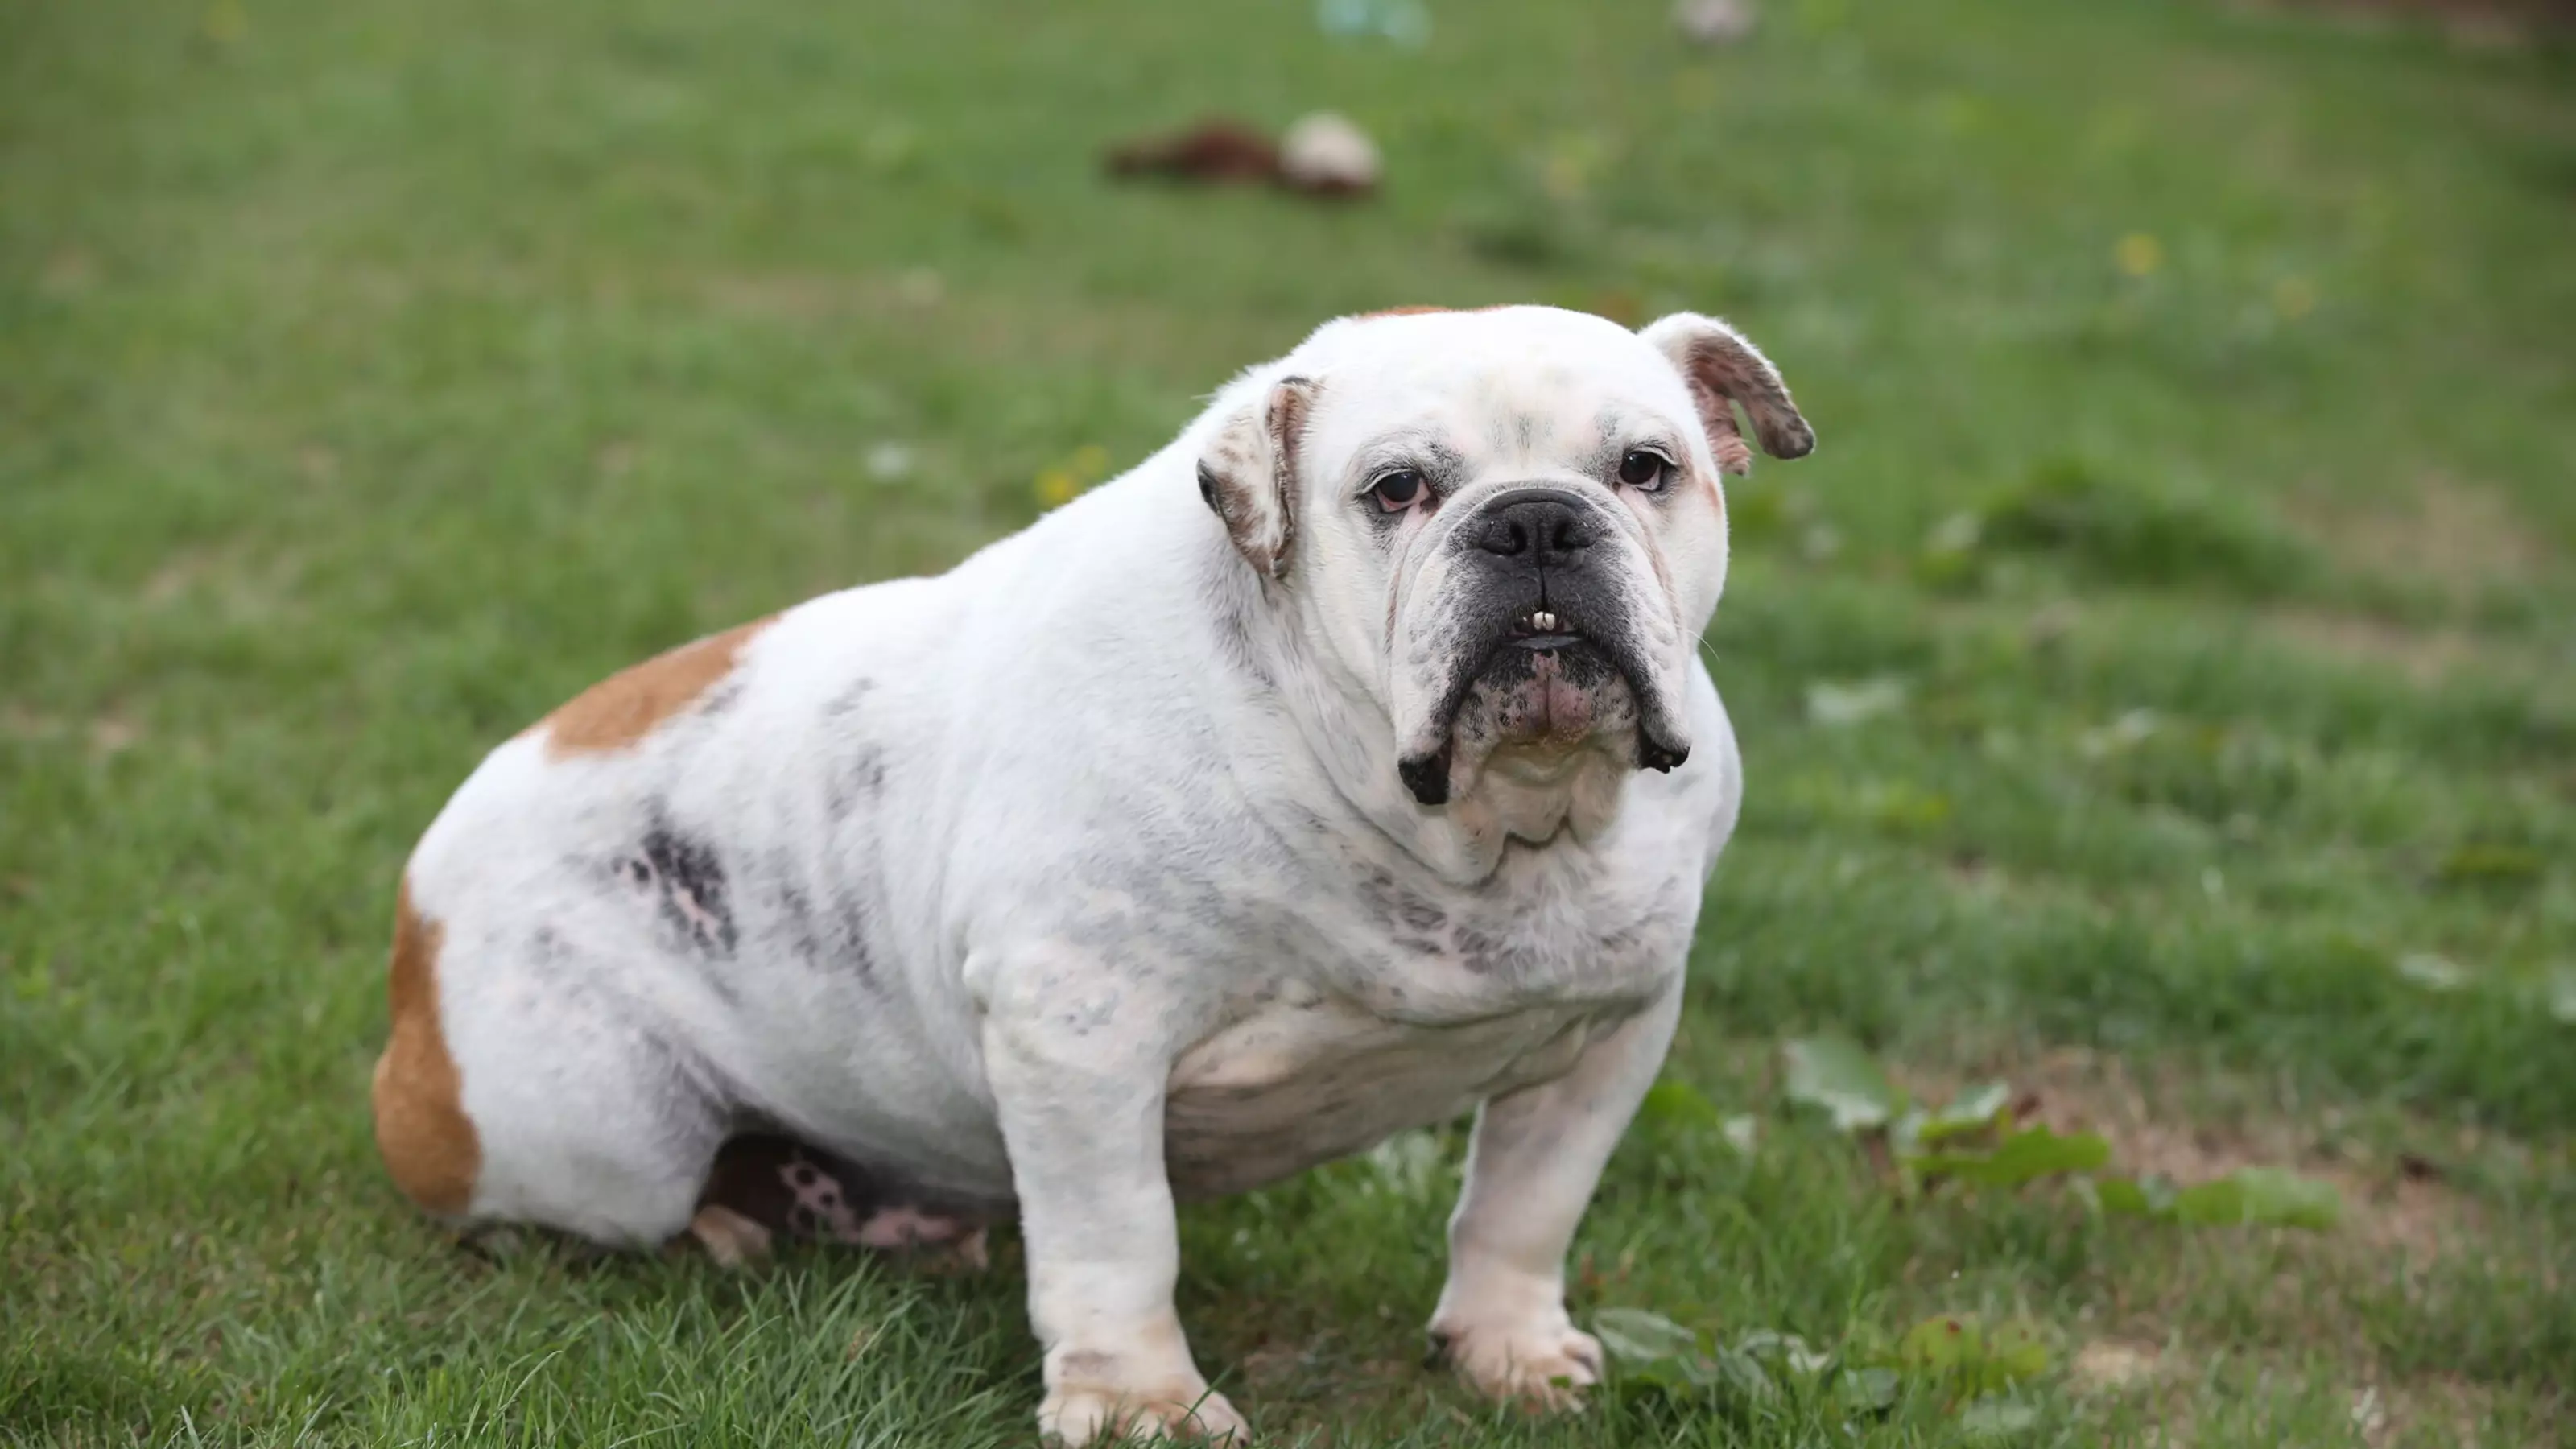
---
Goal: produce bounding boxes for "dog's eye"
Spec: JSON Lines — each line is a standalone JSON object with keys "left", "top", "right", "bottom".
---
{"left": 1368, "top": 469, "right": 1426, "bottom": 512}
{"left": 1617, "top": 449, "right": 1672, "bottom": 489}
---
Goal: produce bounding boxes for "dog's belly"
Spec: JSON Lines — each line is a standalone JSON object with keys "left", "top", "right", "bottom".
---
{"left": 1160, "top": 993, "right": 1604, "bottom": 1199}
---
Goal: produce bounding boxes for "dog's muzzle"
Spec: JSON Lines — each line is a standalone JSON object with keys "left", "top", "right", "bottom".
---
{"left": 1394, "top": 487, "right": 1691, "bottom": 807}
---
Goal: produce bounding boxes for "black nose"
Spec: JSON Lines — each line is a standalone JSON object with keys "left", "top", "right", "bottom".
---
{"left": 1472, "top": 490, "right": 1598, "bottom": 566}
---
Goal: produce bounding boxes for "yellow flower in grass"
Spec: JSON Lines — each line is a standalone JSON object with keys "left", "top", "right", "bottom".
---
{"left": 2114, "top": 233, "right": 2163, "bottom": 278}
{"left": 1034, "top": 444, "right": 1114, "bottom": 510}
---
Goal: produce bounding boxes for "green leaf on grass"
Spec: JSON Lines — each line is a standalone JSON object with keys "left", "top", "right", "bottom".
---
{"left": 1896, "top": 1314, "right": 1980, "bottom": 1374}
{"left": 2171, "top": 1166, "right": 2341, "bottom": 1230}
{"left": 1783, "top": 1035, "right": 1908, "bottom": 1132}
{"left": 1839, "top": 1365, "right": 1901, "bottom": 1414}
{"left": 1736, "top": 1328, "right": 1833, "bottom": 1377}
{"left": 2089, "top": 1174, "right": 2178, "bottom": 1217}
{"left": 1915, "top": 1125, "right": 2112, "bottom": 1187}
{"left": 1915, "top": 1081, "right": 2013, "bottom": 1145}
{"left": 1594, "top": 1307, "right": 1703, "bottom": 1366}
{"left": 1980, "top": 1319, "right": 2050, "bottom": 1391}
{"left": 1640, "top": 1077, "right": 1724, "bottom": 1129}
{"left": 1959, "top": 1400, "right": 2041, "bottom": 1439}
{"left": 1708, "top": 1346, "right": 1781, "bottom": 1404}
{"left": 1895, "top": 1315, "right": 2049, "bottom": 1395}
{"left": 2436, "top": 842, "right": 2543, "bottom": 889}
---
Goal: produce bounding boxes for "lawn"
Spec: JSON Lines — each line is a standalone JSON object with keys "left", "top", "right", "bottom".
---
{"left": 4, "top": 0, "right": 2574, "bottom": 1443}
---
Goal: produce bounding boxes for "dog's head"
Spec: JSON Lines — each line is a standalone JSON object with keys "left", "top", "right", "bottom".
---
{"left": 1197, "top": 306, "right": 1813, "bottom": 813}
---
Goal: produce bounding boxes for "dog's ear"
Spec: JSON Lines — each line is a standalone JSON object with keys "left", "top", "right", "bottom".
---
{"left": 1639, "top": 313, "right": 1814, "bottom": 476}
{"left": 1196, "top": 375, "right": 1317, "bottom": 580}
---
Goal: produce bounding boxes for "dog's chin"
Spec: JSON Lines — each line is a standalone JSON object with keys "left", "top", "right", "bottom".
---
{"left": 1457, "top": 640, "right": 1637, "bottom": 762}
{"left": 1397, "top": 638, "right": 1662, "bottom": 808}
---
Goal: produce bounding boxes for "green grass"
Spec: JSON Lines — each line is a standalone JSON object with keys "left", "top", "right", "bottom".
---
{"left": 6, "top": 0, "right": 2575, "bottom": 1443}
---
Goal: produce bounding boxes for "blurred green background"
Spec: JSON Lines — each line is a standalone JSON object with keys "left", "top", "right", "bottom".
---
{"left": 4, "top": 0, "right": 2573, "bottom": 1443}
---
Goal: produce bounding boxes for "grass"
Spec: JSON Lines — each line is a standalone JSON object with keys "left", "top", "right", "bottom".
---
{"left": 4, "top": 0, "right": 2574, "bottom": 1443}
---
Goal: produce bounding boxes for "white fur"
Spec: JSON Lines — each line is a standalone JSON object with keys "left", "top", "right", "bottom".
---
{"left": 399, "top": 306, "right": 1803, "bottom": 1442}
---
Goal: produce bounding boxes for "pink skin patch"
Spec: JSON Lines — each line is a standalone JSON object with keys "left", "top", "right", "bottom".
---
{"left": 1500, "top": 653, "right": 1603, "bottom": 748}
{"left": 697, "top": 1134, "right": 987, "bottom": 1265}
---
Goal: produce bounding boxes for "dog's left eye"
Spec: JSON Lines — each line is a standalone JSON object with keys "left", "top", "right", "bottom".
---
{"left": 1616, "top": 449, "right": 1673, "bottom": 489}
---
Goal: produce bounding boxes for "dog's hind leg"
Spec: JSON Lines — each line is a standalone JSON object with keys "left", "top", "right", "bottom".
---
{"left": 374, "top": 888, "right": 730, "bottom": 1250}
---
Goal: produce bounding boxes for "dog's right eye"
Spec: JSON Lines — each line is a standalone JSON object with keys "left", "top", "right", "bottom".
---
{"left": 1368, "top": 469, "right": 1426, "bottom": 512}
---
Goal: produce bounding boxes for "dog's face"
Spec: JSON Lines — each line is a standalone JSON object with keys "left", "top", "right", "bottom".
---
{"left": 1199, "top": 307, "right": 1813, "bottom": 811}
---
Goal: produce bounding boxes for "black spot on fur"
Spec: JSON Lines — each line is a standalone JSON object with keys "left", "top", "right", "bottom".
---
{"left": 1397, "top": 745, "right": 1452, "bottom": 807}
{"left": 635, "top": 824, "right": 735, "bottom": 953}
{"left": 696, "top": 676, "right": 749, "bottom": 720}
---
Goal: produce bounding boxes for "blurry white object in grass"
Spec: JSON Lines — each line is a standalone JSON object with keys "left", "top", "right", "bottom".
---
{"left": 865, "top": 443, "right": 916, "bottom": 482}
{"left": 1805, "top": 676, "right": 1909, "bottom": 728}
{"left": 2396, "top": 952, "right": 2467, "bottom": 993}
{"left": 1281, "top": 113, "right": 1382, "bottom": 196}
{"left": 1317, "top": 0, "right": 1430, "bottom": 47}
{"left": 1674, "top": 0, "right": 1757, "bottom": 44}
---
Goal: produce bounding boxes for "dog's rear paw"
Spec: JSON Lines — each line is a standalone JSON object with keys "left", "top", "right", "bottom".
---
{"left": 1429, "top": 1315, "right": 1604, "bottom": 1411}
{"left": 687, "top": 1203, "right": 774, "bottom": 1268}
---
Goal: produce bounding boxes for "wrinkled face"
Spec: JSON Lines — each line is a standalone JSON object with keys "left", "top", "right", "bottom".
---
{"left": 1198, "top": 307, "right": 1813, "bottom": 811}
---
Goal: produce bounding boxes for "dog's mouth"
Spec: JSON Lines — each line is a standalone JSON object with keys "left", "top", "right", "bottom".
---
{"left": 1394, "top": 609, "right": 1689, "bottom": 807}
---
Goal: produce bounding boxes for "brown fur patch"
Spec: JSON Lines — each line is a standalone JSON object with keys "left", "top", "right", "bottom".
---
{"left": 541, "top": 617, "right": 771, "bottom": 757}
{"left": 1358, "top": 305, "right": 1453, "bottom": 318}
{"left": 372, "top": 882, "right": 481, "bottom": 1216}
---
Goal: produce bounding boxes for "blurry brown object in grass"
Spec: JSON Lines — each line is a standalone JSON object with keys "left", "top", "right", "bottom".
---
{"left": 1105, "top": 113, "right": 1378, "bottom": 199}
{"left": 1105, "top": 118, "right": 1281, "bottom": 185}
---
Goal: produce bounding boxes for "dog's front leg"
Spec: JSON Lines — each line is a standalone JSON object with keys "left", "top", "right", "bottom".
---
{"left": 982, "top": 969, "right": 1245, "bottom": 1445}
{"left": 1429, "top": 980, "right": 1682, "bottom": 1410}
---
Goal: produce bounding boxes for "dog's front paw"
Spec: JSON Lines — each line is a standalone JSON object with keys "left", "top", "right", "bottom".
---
{"left": 1429, "top": 1311, "right": 1604, "bottom": 1411}
{"left": 1040, "top": 1353, "right": 1247, "bottom": 1445}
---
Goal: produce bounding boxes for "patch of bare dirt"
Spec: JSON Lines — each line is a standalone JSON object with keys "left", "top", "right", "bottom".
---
{"left": 1898, "top": 1047, "right": 2485, "bottom": 1261}
{"left": 2286, "top": 475, "right": 2549, "bottom": 597}
{"left": 2264, "top": 610, "right": 2492, "bottom": 684}
{"left": 2070, "top": 1339, "right": 2165, "bottom": 1395}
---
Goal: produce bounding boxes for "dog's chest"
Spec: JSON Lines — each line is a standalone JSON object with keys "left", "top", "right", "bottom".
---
{"left": 1161, "top": 993, "right": 1605, "bottom": 1199}
{"left": 1155, "top": 861, "right": 1692, "bottom": 1199}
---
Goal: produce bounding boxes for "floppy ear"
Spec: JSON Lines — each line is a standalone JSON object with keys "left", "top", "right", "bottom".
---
{"left": 1639, "top": 312, "right": 1815, "bottom": 476}
{"left": 1196, "top": 375, "right": 1317, "bottom": 580}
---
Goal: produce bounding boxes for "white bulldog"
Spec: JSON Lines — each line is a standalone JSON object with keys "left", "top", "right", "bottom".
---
{"left": 372, "top": 304, "right": 1814, "bottom": 1442}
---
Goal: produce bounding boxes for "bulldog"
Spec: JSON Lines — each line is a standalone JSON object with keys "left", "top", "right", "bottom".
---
{"left": 372, "top": 304, "right": 1813, "bottom": 1442}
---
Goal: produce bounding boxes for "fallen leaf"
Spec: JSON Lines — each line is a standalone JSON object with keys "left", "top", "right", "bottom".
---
{"left": 1640, "top": 1077, "right": 1723, "bottom": 1129}
{"left": 1959, "top": 1399, "right": 2041, "bottom": 1439}
{"left": 1915, "top": 1125, "right": 2111, "bottom": 1188}
{"left": 1594, "top": 1307, "right": 1703, "bottom": 1366}
{"left": 2170, "top": 1166, "right": 2340, "bottom": 1230}
{"left": 1782, "top": 1035, "right": 1908, "bottom": 1132}
{"left": 1913, "top": 1081, "right": 2012, "bottom": 1146}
